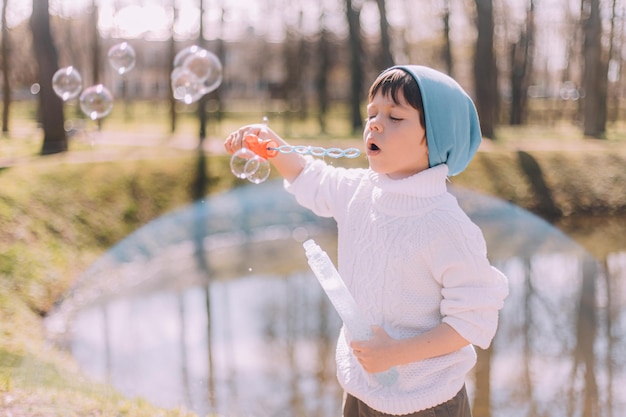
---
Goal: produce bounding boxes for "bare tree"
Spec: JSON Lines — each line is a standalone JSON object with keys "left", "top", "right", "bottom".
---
{"left": 375, "top": 0, "right": 394, "bottom": 70}
{"left": 284, "top": 9, "right": 308, "bottom": 123}
{"left": 316, "top": 11, "right": 331, "bottom": 134}
{"left": 346, "top": 0, "right": 365, "bottom": 134}
{"left": 2, "top": 0, "right": 11, "bottom": 134}
{"left": 213, "top": 4, "right": 226, "bottom": 125}
{"left": 560, "top": 3, "right": 581, "bottom": 86}
{"left": 473, "top": 346, "right": 494, "bottom": 417}
{"left": 509, "top": 0, "right": 535, "bottom": 125}
{"left": 89, "top": 0, "right": 102, "bottom": 130}
{"left": 90, "top": 0, "right": 100, "bottom": 85}
{"left": 607, "top": 0, "right": 623, "bottom": 123}
{"left": 570, "top": 259, "right": 600, "bottom": 416}
{"left": 169, "top": 0, "right": 178, "bottom": 133}
{"left": 608, "top": 0, "right": 624, "bottom": 122}
{"left": 197, "top": 0, "right": 207, "bottom": 143}
{"left": 581, "top": 0, "right": 607, "bottom": 138}
{"left": 473, "top": 0, "right": 499, "bottom": 139}
{"left": 442, "top": 0, "right": 454, "bottom": 76}
{"left": 31, "top": 0, "right": 67, "bottom": 154}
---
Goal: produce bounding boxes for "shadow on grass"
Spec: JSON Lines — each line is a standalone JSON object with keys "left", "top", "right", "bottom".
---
{"left": 517, "top": 150, "right": 562, "bottom": 220}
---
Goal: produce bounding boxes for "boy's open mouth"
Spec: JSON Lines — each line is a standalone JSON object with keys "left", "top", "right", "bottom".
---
{"left": 368, "top": 143, "right": 380, "bottom": 151}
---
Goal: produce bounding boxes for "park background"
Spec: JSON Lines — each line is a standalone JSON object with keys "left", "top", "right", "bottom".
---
{"left": 0, "top": 0, "right": 625, "bottom": 416}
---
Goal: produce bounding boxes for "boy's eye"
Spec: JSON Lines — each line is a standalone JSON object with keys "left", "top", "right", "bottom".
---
{"left": 366, "top": 113, "right": 403, "bottom": 122}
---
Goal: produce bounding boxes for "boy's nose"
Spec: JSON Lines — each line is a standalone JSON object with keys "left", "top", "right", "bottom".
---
{"left": 368, "top": 119, "right": 382, "bottom": 132}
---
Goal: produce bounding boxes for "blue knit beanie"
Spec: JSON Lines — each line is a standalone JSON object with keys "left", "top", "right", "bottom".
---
{"left": 390, "top": 65, "right": 482, "bottom": 176}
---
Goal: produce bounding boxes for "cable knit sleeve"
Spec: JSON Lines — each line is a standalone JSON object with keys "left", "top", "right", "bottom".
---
{"left": 427, "top": 207, "right": 509, "bottom": 349}
{"left": 284, "top": 156, "right": 367, "bottom": 219}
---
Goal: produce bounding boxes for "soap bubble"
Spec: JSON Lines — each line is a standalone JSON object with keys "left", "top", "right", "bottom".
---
{"left": 183, "top": 49, "right": 222, "bottom": 94}
{"left": 244, "top": 156, "right": 271, "bottom": 184}
{"left": 173, "top": 45, "right": 202, "bottom": 68}
{"left": 171, "top": 45, "right": 222, "bottom": 103}
{"left": 171, "top": 67, "right": 204, "bottom": 104}
{"left": 230, "top": 148, "right": 257, "bottom": 179}
{"left": 52, "top": 66, "right": 83, "bottom": 101}
{"left": 230, "top": 148, "right": 271, "bottom": 184}
{"left": 108, "top": 42, "right": 136, "bottom": 75}
{"left": 79, "top": 84, "right": 114, "bottom": 120}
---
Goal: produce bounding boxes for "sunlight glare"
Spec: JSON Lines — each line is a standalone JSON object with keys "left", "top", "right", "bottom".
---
{"left": 111, "top": 4, "right": 170, "bottom": 40}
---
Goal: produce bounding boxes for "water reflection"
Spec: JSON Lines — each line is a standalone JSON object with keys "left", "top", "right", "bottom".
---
{"left": 45, "top": 181, "right": 625, "bottom": 417}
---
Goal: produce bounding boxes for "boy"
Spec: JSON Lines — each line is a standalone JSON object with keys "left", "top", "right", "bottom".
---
{"left": 224, "top": 65, "right": 508, "bottom": 417}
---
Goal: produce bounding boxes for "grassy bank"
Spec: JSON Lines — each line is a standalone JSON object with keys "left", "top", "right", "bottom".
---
{"left": 1, "top": 130, "right": 625, "bottom": 415}
{"left": 0, "top": 148, "right": 234, "bottom": 416}
{"left": 456, "top": 141, "right": 626, "bottom": 217}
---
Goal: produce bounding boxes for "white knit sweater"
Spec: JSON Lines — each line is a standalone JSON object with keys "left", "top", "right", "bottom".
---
{"left": 286, "top": 158, "right": 508, "bottom": 415}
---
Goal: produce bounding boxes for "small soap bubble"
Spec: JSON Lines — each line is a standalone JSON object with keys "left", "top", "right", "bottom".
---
{"left": 291, "top": 226, "right": 309, "bottom": 242}
{"left": 230, "top": 148, "right": 258, "bottom": 179}
{"left": 229, "top": 148, "right": 270, "bottom": 184}
{"left": 52, "top": 66, "right": 83, "bottom": 101}
{"left": 79, "top": 84, "right": 114, "bottom": 120}
{"left": 171, "top": 67, "right": 204, "bottom": 104}
{"left": 248, "top": 268, "right": 253, "bottom": 272}
{"left": 244, "top": 156, "right": 270, "bottom": 184}
{"left": 108, "top": 42, "right": 136, "bottom": 75}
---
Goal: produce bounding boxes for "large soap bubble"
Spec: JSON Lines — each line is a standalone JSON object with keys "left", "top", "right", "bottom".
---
{"left": 108, "top": 42, "right": 136, "bottom": 75}
{"left": 171, "top": 45, "right": 222, "bottom": 104}
{"left": 52, "top": 66, "right": 83, "bottom": 101}
{"left": 79, "top": 84, "right": 114, "bottom": 120}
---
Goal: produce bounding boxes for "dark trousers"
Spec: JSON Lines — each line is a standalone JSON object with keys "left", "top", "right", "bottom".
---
{"left": 343, "top": 386, "right": 471, "bottom": 417}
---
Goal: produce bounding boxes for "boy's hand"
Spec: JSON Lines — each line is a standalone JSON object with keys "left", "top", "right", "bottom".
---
{"left": 243, "top": 134, "right": 279, "bottom": 159}
{"left": 225, "top": 124, "right": 264, "bottom": 154}
{"left": 225, "top": 124, "right": 287, "bottom": 154}
{"left": 224, "top": 124, "right": 306, "bottom": 182}
{"left": 350, "top": 326, "right": 398, "bottom": 373}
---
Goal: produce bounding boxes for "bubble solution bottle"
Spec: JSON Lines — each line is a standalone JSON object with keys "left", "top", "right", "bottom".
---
{"left": 303, "top": 239, "right": 399, "bottom": 387}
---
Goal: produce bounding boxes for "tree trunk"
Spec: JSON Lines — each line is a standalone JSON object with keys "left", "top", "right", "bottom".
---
{"left": 376, "top": 0, "right": 394, "bottom": 70}
{"left": 284, "top": 11, "right": 307, "bottom": 122}
{"left": 90, "top": 0, "right": 102, "bottom": 130}
{"left": 473, "top": 0, "right": 498, "bottom": 139}
{"left": 472, "top": 346, "right": 493, "bottom": 417}
{"left": 214, "top": 8, "right": 225, "bottom": 124}
{"left": 316, "top": 14, "right": 331, "bottom": 134}
{"left": 442, "top": 0, "right": 454, "bottom": 76}
{"left": 31, "top": 0, "right": 67, "bottom": 155}
{"left": 509, "top": 0, "right": 535, "bottom": 126}
{"left": 169, "top": 0, "right": 178, "bottom": 133}
{"left": 197, "top": 0, "right": 207, "bottom": 143}
{"left": 346, "top": 0, "right": 364, "bottom": 134}
{"left": 607, "top": 0, "right": 622, "bottom": 123}
{"left": 582, "top": 0, "right": 607, "bottom": 138}
{"left": 2, "top": 0, "right": 11, "bottom": 134}
{"left": 91, "top": 0, "right": 100, "bottom": 84}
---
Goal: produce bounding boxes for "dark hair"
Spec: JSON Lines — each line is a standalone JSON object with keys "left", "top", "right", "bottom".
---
{"left": 368, "top": 68, "right": 426, "bottom": 128}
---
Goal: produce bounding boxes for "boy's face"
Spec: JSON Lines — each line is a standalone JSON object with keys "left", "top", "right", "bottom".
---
{"left": 364, "top": 90, "right": 429, "bottom": 179}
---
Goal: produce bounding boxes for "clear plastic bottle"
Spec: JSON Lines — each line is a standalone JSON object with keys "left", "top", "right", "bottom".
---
{"left": 303, "top": 239, "right": 399, "bottom": 386}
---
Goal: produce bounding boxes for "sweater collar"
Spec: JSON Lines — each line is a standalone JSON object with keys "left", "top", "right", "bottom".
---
{"left": 369, "top": 164, "right": 449, "bottom": 214}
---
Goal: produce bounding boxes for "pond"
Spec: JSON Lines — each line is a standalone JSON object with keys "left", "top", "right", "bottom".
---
{"left": 45, "top": 180, "right": 626, "bottom": 417}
